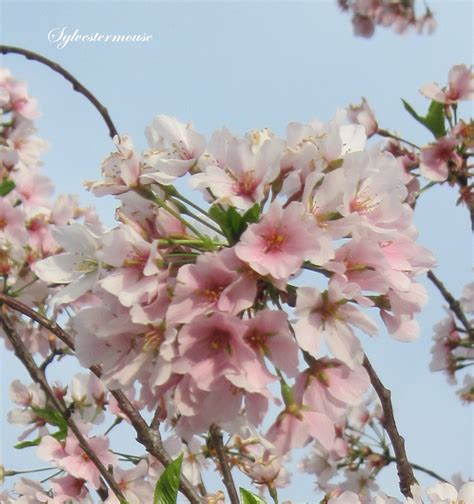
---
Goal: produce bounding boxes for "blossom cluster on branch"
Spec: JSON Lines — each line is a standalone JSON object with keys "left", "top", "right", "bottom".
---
{"left": 0, "top": 57, "right": 472, "bottom": 504}
{"left": 337, "top": 0, "right": 436, "bottom": 38}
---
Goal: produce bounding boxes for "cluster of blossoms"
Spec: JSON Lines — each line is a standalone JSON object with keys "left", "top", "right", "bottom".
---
{"left": 348, "top": 64, "right": 473, "bottom": 189}
{"left": 0, "top": 68, "right": 99, "bottom": 357}
{"left": 337, "top": 0, "right": 436, "bottom": 38}
{"left": 430, "top": 282, "right": 474, "bottom": 402}
{"left": 327, "top": 481, "right": 474, "bottom": 504}
{"left": 1, "top": 63, "right": 472, "bottom": 503}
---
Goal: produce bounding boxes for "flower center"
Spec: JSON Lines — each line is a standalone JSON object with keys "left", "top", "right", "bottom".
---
{"left": 235, "top": 171, "right": 258, "bottom": 197}
{"left": 209, "top": 330, "right": 232, "bottom": 353}
{"left": 263, "top": 231, "right": 285, "bottom": 253}
{"left": 199, "top": 285, "right": 225, "bottom": 303}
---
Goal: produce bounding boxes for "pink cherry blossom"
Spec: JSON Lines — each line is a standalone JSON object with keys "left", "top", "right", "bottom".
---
{"left": 420, "top": 64, "right": 474, "bottom": 104}
{"left": 419, "top": 136, "right": 462, "bottom": 182}
{"left": 235, "top": 201, "right": 329, "bottom": 281}
{"left": 294, "top": 280, "right": 378, "bottom": 368}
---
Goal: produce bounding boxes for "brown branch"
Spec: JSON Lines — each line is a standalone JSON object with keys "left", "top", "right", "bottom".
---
{"left": 0, "top": 293, "right": 75, "bottom": 347}
{"left": 109, "top": 389, "right": 202, "bottom": 504}
{"left": 427, "top": 270, "right": 473, "bottom": 337}
{"left": 363, "top": 355, "right": 417, "bottom": 497}
{"left": 0, "top": 311, "right": 125, "bottom": 502}
{"left": 209, "top": 424, "right": 239, "bottom": 504}
{"left": 149, "top": 405, "right": 162, "bottom": 430}
{"left": 0, "top": 295, "right": 203, "bottom": 504}
{"left": 0, "top": 45, "right": 118, "bottom": 139}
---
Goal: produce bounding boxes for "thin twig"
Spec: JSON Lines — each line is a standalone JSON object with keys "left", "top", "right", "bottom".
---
{"left": 377, "top": 128, "right": 420, "bottom": 150}
{"left": 0, "top": 45, "right": 118, "bottom": 139}
{"left": 0, "top": 294, "right": 202, "bottom": 504}
{"left": 363, "top": 355, "right": 417, "bottom": 497}
{"left": 0, "top": 311, "right": 125, "bottom": 502}
{"left": 209, "top": 424, "right": 239, "bottom": 504}
{"left": 386, "top": 456, "right": 449, "bottom": 484}
{"left": 427, "top": 270, "right": 473, "bottom": 337}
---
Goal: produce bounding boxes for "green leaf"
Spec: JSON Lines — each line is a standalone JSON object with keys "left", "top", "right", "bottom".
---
{"left": 424, "top": 101, "right": 447, "bottom": 138}
{"left": 0, "top": 178, "right": 15, "bottom": 197}
{"left": 209, "top": 203, "right": 261, "bottom": 244}
{"left": 14, "top": 427, "right": 67, "bottom": 450}
{"left": 401, "top": 99, "right": 446, "bottom": 138}
{"left": 242, "top": 203, "right": 261, "bottom": 225}
{"left": 153, "top": 454, "right": 183, "bottom": 504}
{"left": 31, "top": 406, "right": 67, "bottom": 429}
{"left": 240, "top": 488, "right": 267, "bottom": 504}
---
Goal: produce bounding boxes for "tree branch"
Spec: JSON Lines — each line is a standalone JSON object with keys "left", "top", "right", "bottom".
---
{"left": 0, "top": 45, "right": 118, "bottom": 139}
{"left": 0, "top": 295, "right": 203, "bottom": 504}
{"left": 209, "top": 424, "right": 239, "bottom": 504}
{"left": 0, "top": 311, "right": 125, "bottom": 502}
{"left": 363, "top": 355, "right": 417, "bottom": 497}
{"left": 386, "top": 456, "right": 449, "bottom": 484}
{"left": 427, "top": 270, "right": 473, "bottom": 337}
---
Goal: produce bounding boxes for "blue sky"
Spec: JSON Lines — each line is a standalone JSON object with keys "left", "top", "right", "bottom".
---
{"left": 0, "top": 1, "right": 473, "bottom": 501}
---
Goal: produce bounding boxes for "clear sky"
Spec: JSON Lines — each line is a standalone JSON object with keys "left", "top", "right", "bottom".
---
{"left": 0, "top": 1, "right": 472, "bottom": 502}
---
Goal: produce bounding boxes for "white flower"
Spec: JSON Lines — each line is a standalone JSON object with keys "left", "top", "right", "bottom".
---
{"left": 33, "top": 223, "right": 102, "bottom": 306}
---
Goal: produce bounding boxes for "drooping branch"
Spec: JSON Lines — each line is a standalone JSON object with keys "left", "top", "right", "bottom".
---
{"left": 427, "top": 270, "right": 473, "bottom": 337}
{"left": 209, "top": 424, "right": 239, "bottom": 504}
{"left": 0, "top": 311, "right": 126, "bottom": 502}
{"left": 0, "top": 295, "right": 203, "bottom": 504}
{"left": 0, "top": 45, "right": 118, "bottom": 139}
{"left": 363, "top": 355, "right": 417, "bottom": 497}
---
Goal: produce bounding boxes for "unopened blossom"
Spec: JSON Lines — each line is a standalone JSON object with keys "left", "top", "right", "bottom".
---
{"left": 420, "top": 64, "right": 474, "bottom": 104}
{"left": 347, "top": 98, "right": 378, "bottom": 137}
{"left": 235, "top": 201, "right": 330, "bottom": 281}
{"left": 419, "top": 136, "right": 462, "bottom": 182}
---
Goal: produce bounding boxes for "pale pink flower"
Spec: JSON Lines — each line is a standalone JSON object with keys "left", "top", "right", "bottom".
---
{"left": 88, "top": 134, "right": 141, "bottom": 196}
{"left": 50, "top": 475, "right": 89, "bottom": 502}
{"left": 328, "top": 491, "right": 361, "bottom": 504}
{"left": 174, "top": 312, "right": 274, "bottom": 392}
{"left": 37, "top": 433, "right": 117, "bottom": 489}
{"left": 100, "top": 225, "right": 165, "bottom": 308}
{"left": 294, "top": 280, "right": 378, "bottom": 368}
{"left": 420, "top": 64, "right": 474, "bottom": 104}
{"left": 266, "top": 402, "right": 335, "bottom": 454}
{"left": 0, "top": 198, "right": 28, "bottom": 247}
{"left": 235, "top": 201, "right": 329, "bottom": 281}
{"left": 191, "top": 132, "right": 284, "bottom": 209}
{"left": 33, "top": 223, "right": 102, "bottom": 306}
{"left": 142, "top": 114, "right": 205, "bottom": 184}
{"left": 243, "top": 309, "right": 299, "bottom": 377}
{"left": 105, "top": 460, "right": 154, "bottom": 504}
{"left": 295, "top": 359, "right": 370, "bottom": 421}
{"left": 419, "top": 136, "right": 462, "bottom": 182}
{"left": 166, "top": 250, "right": 256, "bottom": 324}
